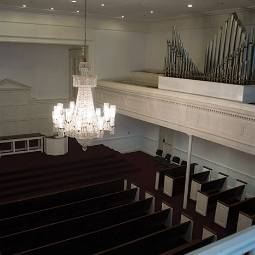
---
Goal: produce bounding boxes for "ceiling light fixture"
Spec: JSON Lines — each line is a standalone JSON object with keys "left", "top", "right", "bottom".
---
{"left": 22, "top": 4, "right": 27, "bottom": 8}
{"left": 187, "top": 4, "right": 193, "bottom": 8}
{"left": 101, "top": 3, "right": 105, "bottom": 7}
{"left": 76, "top": 10, "right": 80, "bottom": 13}
{"left": 72, "top": 1, "right": 77, "bottom": 3}
{"left": 52, "top": 0, "right": 116, "bottom": 150}
{"left": 50, "top": 7, "right": 54, "bottom": 10}
{"left": 121, "top": 15, "right": 125, "bottom": 19}
{"left": 150, "top": 10, "right": 154, "bottom": 14}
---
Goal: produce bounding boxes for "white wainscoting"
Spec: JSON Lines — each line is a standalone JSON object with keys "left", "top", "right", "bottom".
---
{"left": 0, "top": 79, "right": 67, "bottom": 137}
{"left": 171, "top": 147, "right": 255, "bottom": 196}
{"left": 91, "top": 135, "right": 158, "bottom": 155}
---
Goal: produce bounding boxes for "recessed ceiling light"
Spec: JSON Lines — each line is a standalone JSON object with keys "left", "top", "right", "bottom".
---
{"left": 187, "top": 4, "right": 193, "bottom": 8}
{"left": 72, "top": 1, "right": 77, "bottom": 2}
{"left": 101, "top": 3, "right": 105, "bottom": 7}
{"left": 121, "top": 15, "right": 125, "bottom": 19}
{"left": 50, "top": 7, "right": 54, "bottom": 10}
{"left": 22, "top": 4, "right": 27, "bottom": 8}
{"left": 76, "top": 10, "right": 80, "bottom": 13}
{"left": 150, "top": 10, "right": 154, "bottom": 14}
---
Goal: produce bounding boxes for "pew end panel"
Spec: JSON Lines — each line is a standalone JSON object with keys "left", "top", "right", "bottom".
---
{"left": 189, "top": 171, "right": 211, "bottom": 201}
{"left": 180, "top": 213, "right": 194, "bottom": 242}
{"left": 123, "top": 179, "right": 128, "bottom": 190}
{"left": 155, "top": 171, "right": 160, "bottom": 190}
{"left": 196, "top": 191, "right": 209, "bottom": 216}
{"left": 161, "top": 203, "right": 173, "bottom": 226}
{"left": 145, "top": 191, "right": 155, "bottom": 213}
{"left": 214, "top": 201, "right": 230, "bottom": 228}
{"left": 237, "top": 211, "right": 255, "bottom": 232}
{"left": 163, "top": 175, "right": 174, "bottom": 197}
{"left": 202, "top": 226, "right": 217, "bottom": 241}
{"left": 130, "top": 183, "right": 140, "bottom": 201}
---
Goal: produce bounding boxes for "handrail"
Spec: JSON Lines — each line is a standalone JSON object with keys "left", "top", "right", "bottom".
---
{"left": 188, "top": 225, "right": 255, "bottom": 255}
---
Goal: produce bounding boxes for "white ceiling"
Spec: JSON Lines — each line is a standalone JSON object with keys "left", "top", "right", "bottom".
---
{"left": 0, "top": 0, "right": 255, "bottom": 21}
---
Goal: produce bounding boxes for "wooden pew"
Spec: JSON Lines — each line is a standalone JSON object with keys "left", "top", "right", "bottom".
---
{"left": 160, "top": 236, "right": 215, "bottom": 255}
{"left": 202, "top": 225, "right": 218, "bottom": 240}
{"left": 0, "top": 166, "right": 137, "bottom": 204}
{"left": 12, "top": 209, "right": 172, "bottom": 255}
{"left": 237, "top": 198, "right": 255, "bottom": 232}
{"left": 96, "top": 221, "right": 193, "bottom": 255}
{"left": 155, "top": 164, "right": 184, "bottom": 191}
{"left": 0, "top": 154, "right": 118, "bottom": 180}
{"left": 0, "top": 161, "right": 133, "bottom": 199}
{"left": 196, "top": 185, "right": 245, "bottom": 216}
{"left": 0, "top": 198, "right": 155, "bottom": 254}
{"left": 214, "top": 181, "right": 248, "bottom": 228}
{"left": 0, "top": 179, "right": 126, "bottom": 219}
{"left": 163, "top": 164, "right": 196, "bottom": 197}
{"left": 0, "top": 188, "right": 138, "bottom": 237}
{"left": 189, "top": 170, "right": 211, "bottom": 201}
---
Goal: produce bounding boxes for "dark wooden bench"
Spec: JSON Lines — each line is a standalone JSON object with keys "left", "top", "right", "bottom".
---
{"left": 214, "top": 181, "right": 248, "bottom": 228}
{"left": 237, "top": 198, "right": 255, "bottom": 232}
{"left": 0, "top": 179, "right": 125, "bottom": 219}
{"left": 162, "top": 164, "right": 196, "bottom": 197}
{"left": 0, "top": 198, "right": 154, "bottom": 254}
{"left": 196, "top": 185, "right": 245, "bottom": 216}
{"left": 0, "top": 188, "right": 138, "bottom": 237}
{"left": 155, "top": 163, "right": 184, "bottom": 191}
{"left": 12, "top": 209, "right": 172, "bottom": 255}
{"left": 0, "top": 163, "right": 138, "bottom": 203}
{"left": 96, "top": 221, "right": 192, "bottom": 255}
{"left": 0, "top": 160, "right": 131, "bottom": 193}
{"left": 160, "top": 236, "right": 215, "bottom": 255}
{"left": 0, "top": 154, "right": 118, "bottom": 179}
{"left": 189, "top": 171, "right": 211, "bottom": 201}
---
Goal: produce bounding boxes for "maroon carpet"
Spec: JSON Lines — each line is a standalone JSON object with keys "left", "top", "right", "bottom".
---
{"left": 0, "top": 141, "right": 233, "bottom": 240}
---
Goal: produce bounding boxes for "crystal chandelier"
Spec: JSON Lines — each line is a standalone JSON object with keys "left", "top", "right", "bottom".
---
{"left": 52, "top": 0, "right": 116, "bottom": 150}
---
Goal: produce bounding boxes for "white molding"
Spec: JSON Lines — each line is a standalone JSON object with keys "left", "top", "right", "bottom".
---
{"left": 96, "top": 81, "right": 255, "bottom": 156}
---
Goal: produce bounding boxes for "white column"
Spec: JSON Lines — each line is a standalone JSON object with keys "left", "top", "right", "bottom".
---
{"left": 183, "top": 134, "right": 193, "bottom": 209}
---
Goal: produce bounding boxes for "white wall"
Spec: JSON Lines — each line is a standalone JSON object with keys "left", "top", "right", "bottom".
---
{"left": 92, "top": 114, "right": 160, "bottom": 154}
{"left": 94, "top": 29, "right": 146, "bottom": 79}
{"left": 0, "top": 11, "right": 147, "bottom": 99}
{"left": 0, "top": 43, "right": 70, "bottom": 99}
{"left": 145, "top": 10, "right": 255, "bottom": 71}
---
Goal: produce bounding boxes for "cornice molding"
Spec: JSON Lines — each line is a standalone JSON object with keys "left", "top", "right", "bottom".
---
{"left": 96, "top": 80, "right": 255, "bottom": 155}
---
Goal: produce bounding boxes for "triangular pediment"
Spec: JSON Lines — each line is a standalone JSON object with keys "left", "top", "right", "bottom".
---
{"left": 0, "top": 79, "right": 31, "bottom": 91}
